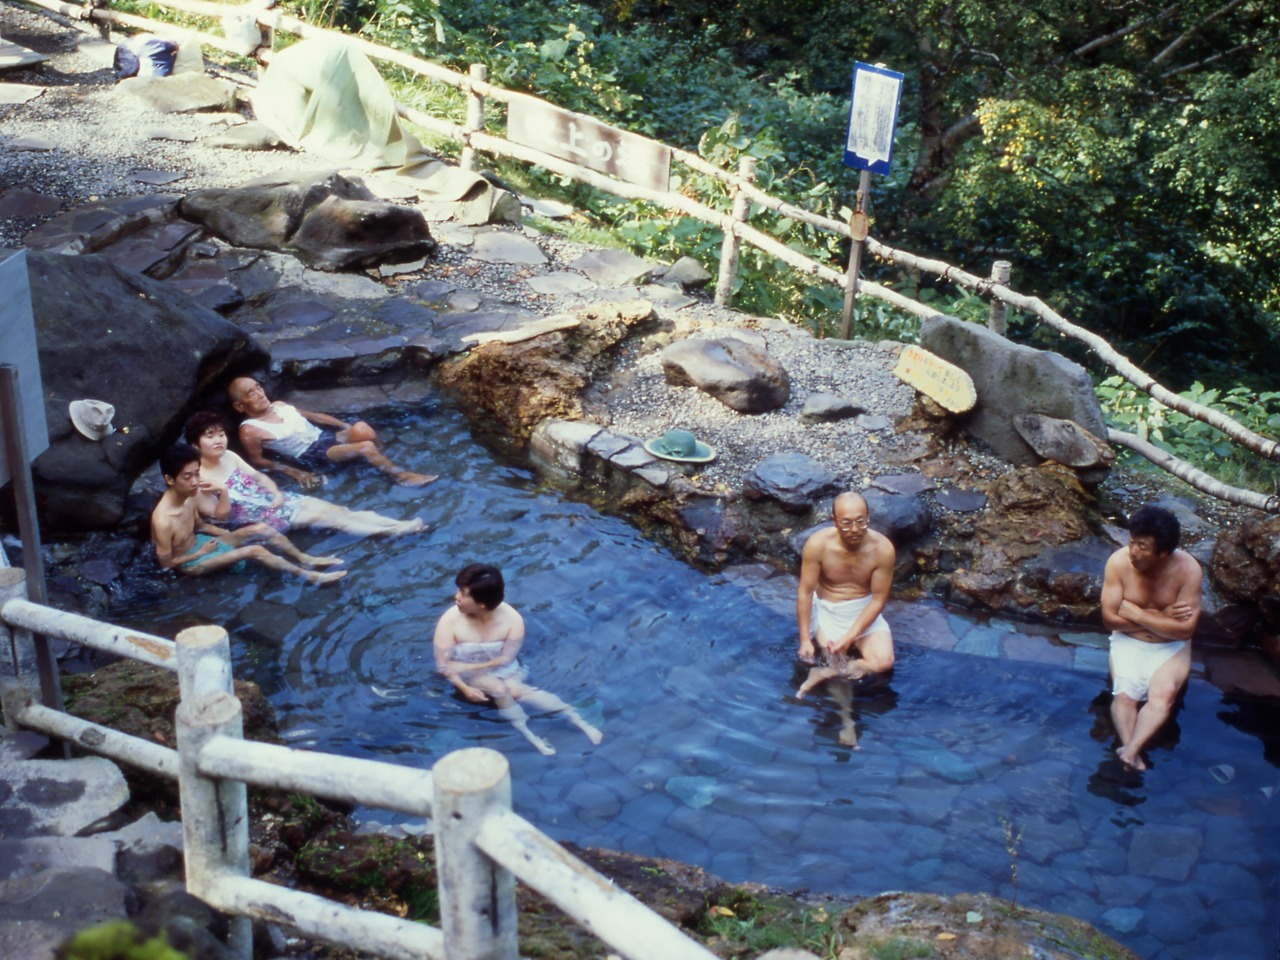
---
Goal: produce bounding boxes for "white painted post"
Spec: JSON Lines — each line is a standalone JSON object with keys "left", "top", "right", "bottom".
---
{"left": 176, "top": 625, "right": 233, "bottom": 702}
{"left": 988, "top": 260, "right": 1012, "bottom": 336}
{"left": 176, "top": 691, "right": 252, "bottom": 960}
{"left": 461, "top": 64, "right": 488, "bottom": 173}
{"left": 433, "top": 748, "right": 518, "bottom": 960}
{"left": 715, "top": 156, "right": 756, "bottom": 308}
{"left": 0, "top": 568, "right": 39, "bottom": 732}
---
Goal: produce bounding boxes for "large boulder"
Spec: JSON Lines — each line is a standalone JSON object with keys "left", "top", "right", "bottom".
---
{"left": 1210, "top": 517, "right": 1280, "bottom": 629}
{"left": 661, "top": 336, "right": 790, "bottom": 413}
{"left": 436, "top": 300, "right": 659, "bottom": 441}
{"left": 25, "top": 251, "right": 267, "bottom": 530}
{"left": 948, "top": 465, "right": 1111, "bottom": 619}
{"left": 179, "top": 171, "right": 436, "bottom": 271}
{"left": 743, "top": 452, "right": 839, "bottom": 513}
{"left": 920, "top": 315, "right": 1107, "bottom": 465}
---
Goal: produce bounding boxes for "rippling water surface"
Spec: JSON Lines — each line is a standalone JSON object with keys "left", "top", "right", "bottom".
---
{"left": 112, "top": 398, "right": 1280, "bottom": 960}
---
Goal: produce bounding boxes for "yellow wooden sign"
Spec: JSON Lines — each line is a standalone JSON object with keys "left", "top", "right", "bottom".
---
{"left": 893, "top": 345, "right": 976, "bottom": 413}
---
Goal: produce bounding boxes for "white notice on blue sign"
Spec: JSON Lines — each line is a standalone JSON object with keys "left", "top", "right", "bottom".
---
{"left": 844, "top": 62, "right": 904, "bottom": 176}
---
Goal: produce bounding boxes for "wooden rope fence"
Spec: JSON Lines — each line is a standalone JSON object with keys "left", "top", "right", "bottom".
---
{"left": 15, "top": 0, "right": 1280, "bottom": 508}
{"left": 0, "top": 568, "right": 720, "bottom": 960}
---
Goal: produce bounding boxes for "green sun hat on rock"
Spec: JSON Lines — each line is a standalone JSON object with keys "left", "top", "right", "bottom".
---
{"left": 643, "top": 428, "right": 716, "bottom": 463}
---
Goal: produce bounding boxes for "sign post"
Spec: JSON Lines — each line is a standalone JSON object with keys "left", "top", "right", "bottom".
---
{"left": 0, "top": 250, "right": 63, "bottom": 720}
{"left": 839, "top": 62, "right": 904, "bottom": 340}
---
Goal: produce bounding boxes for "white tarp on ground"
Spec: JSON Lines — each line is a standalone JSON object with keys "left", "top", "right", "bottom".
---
{"left": 252, "top": 37, "right": 518, "bottom": 224}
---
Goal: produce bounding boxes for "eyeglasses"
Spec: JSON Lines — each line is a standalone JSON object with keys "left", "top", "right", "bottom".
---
{"left": 835, "top": 518, "right": 869, "bottom": 530}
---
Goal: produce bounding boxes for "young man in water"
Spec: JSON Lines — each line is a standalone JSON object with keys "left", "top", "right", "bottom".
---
{"left": 1101, "top": 504, "right": 1201, "bottom": 771}
{"left": 794, "top": 491, "right": 896, "bottom": 745}
{"left": 150, "top": 444, "right": 347, "bottom": 585}
{"left": 227, "top": 376, "right": 436, "bottom": 490}
{"left": 434, "top": 563, "right": 602, "bottom": 756}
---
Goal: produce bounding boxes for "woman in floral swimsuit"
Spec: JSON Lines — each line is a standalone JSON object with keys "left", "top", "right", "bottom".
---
{"left": 184, "top": 411, "right": 427, "bottom": 538}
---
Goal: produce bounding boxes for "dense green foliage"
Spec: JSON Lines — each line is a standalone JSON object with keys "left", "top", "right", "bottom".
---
{"left": 285, "top": 0, "right": 1280, "bottom": 487}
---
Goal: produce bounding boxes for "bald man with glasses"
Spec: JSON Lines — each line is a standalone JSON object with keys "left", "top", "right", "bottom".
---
{"left": 795, "top": 491, "right": 896, "bottom": 714}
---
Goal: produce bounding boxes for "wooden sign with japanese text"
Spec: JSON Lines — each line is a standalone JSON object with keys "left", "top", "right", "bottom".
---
{"left": 508, "top": 99, "right": 671, "bottom": 192}
{"left": 893, "top": 345, "right": 976, "bottom": 413}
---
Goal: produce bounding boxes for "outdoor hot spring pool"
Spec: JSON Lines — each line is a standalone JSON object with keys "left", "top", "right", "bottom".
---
{"left": 108, "top": 397, "right": 1280, "bottom": 960}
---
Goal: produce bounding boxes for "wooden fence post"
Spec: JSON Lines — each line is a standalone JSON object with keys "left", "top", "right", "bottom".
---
{"left": 176, "top": 625, "right": 233, "bottom": 702}
{"left": 461, "top": 63, "right": 488, "bottom": 172}
{"left": 715, "top": 156, "right": 756, "bottom": 308}
{"left": 176, "top": 691, "right": 252, "bottom": 960}
{"left": 0, "top": 568, "right": 40, "bottom": 733}
{"left": 988, "top": 260, "right": 1012, "bottom": 336}
{"left": 433, "top": 748, "right": 518, "bottom": 960}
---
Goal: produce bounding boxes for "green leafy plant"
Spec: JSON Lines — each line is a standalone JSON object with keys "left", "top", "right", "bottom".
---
{"left": 1097, "top": 375, "right": 1280, "bottom": 493}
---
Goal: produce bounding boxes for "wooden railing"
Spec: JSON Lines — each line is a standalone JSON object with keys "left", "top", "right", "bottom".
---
{"left": 16, "top": 0, "right": 1280, "bottom": 509}
{"left": 0, "top": 567, "right": 720, "bottom": 960}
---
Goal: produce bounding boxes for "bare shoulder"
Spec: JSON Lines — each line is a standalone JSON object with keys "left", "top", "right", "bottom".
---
{"left": 1105, "top": 546, "right": 1131, "bottom": 574}
{"left": 435, "top": 605, "right": 463, "bottom": 634}
{"left": 803, "top": 526, "right": 836, "bottom": 552}
{"left": 869, "top": 529, "right": 895, "bottom": 561}
{"left": 1173, "top": 549, "right": 1204, "bottom": 585}
{"left": 497, "top": 602, "right": 524, "bottom": 632}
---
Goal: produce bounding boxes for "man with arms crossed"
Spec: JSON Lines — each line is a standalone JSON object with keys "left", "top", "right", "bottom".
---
{"left": 1101, "top": 504, "right": 1201, "bottom": 771}
{"left": 228, "top": 377, "right": 436, "bottom": 490}
{"left": 795, "top": 491, "right": 896, "bottom": 745}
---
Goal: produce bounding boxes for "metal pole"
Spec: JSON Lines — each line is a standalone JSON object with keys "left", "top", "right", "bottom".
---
{"left": 988, "top": 260, "right": 1012, "bottom": 336}
{"left": 0, "top": 365, "right": 62, "bottom": 719}
{"left": 434, "top": 748, "right": 518, "bottom": 960}
{"left": 177, "top": 691, "right": 252, "bottom": 959}
{"left": 461, "top": 63, "right": 488, "bottom": 172}
{"left": 714, "top": 156, "right": 756, "bottom": 308}
{"left": 838, "top": 168, "right": 873, "bottom": 340}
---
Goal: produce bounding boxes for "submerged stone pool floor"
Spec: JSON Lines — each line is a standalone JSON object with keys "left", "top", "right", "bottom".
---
{"left": 113, "top": 401, "right": 1280, "bottom": 960}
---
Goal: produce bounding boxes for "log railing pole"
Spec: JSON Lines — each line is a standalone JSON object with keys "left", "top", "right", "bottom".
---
{"left": 461, "top": 63, "right": 488, "bottom": 172}
{"left": 433, "top": 748, "right": 518, "bottom": 960}
{"left": 0, "top": 569, "right": 40, "bottom": 732}
{"left": 177, "top": 692, "right": 252, "bottom": 959}
{"left": 176, "top": 625, "right": 233, "bottom": 702}
{"left": 988, "top": 260, "right": 1012, "bottom": 335}
{"left": 714, "top": 156, "right": 756, "bottom": 308}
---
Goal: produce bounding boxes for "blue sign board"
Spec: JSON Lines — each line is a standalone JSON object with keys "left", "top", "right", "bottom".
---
{"left": 843, "top": 62, "right": 904, "bottom": 175}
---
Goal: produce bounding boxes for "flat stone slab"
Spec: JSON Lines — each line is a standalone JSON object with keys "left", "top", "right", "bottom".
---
{"left": 121, "top": 74, "right": 238, "bottom": 114}
{"left": 520, "top": 195, "right": 574, "bottom": 219}
{"left": 131, "top": 168, "right": 188, "bottom": 185}
{"left": 636, "top": 283, "right": 695, "bottom": 309}
{"left": 871, "top": 473, "right": 937, "bottom": 496}
{"left": 145, "top": 127, "right": 197, "bottom": 142}
{"left": 0, "top": 868, "right": 133, "bottom": 960}
{"left": 527, "top": 271, "right": 596, "bottom": 295}
{"left": 7, "top": 135, "right": 56, "bottom": 151}
{"left": 0, "top": 188, "right": 61, "bottom": 218}
{"left": 0, "top": 39, "right": 48, "bottom": 70}
{"left": 0, "top": 836, "right": 117, "bottom": 882}
{"left": 464, "top": 313, "right": 579, "bottom": 346}
{"left": 268, "top": 299, "right": 337, "bottom": 327}
{"left": 0, "top": 755, "right": 129, "bottom": 839}
{"left": 379, "top": 257, "right": 427, "bottom": 277}
{"left": 469, "top": 231, "right": 547, "bottom": 265}
{"left": 0, "top": 82, "right": 44, "bottom": 104}
{"left": 570, "top": 248, "right": 653, "bottom": 286}
{"left": 936, "top": 487, "right": 988, "bottom": 512}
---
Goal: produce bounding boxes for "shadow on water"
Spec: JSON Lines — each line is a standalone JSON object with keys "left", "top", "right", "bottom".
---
{"left": 106, "top": 397, "right": 1280, "bottom": 960}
